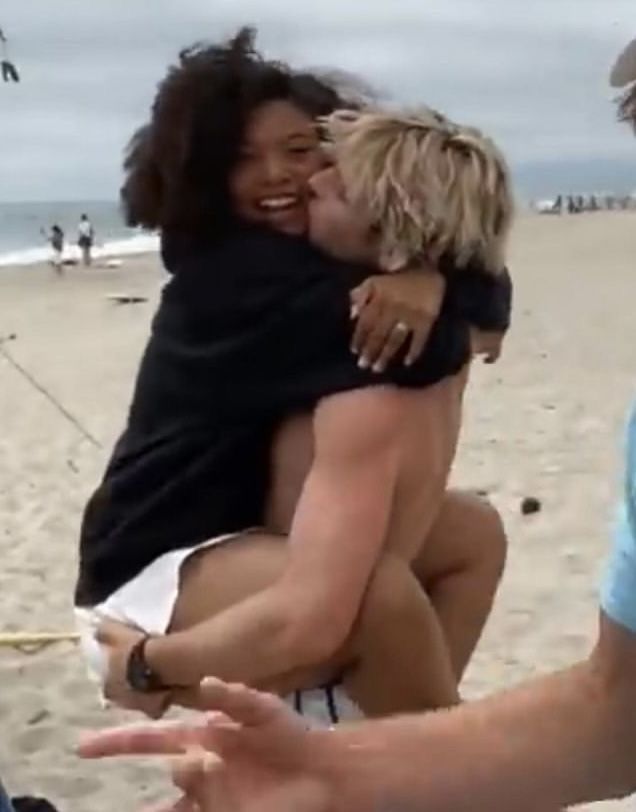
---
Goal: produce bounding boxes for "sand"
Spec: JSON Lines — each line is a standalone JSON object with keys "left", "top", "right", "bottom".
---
{"left": 0, "top": 212, "right": 635, "bottom": 812}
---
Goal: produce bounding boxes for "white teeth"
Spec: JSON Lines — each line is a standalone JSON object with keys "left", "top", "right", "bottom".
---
{"left": 259, "top": 197, "right": 297, "bottom": 210}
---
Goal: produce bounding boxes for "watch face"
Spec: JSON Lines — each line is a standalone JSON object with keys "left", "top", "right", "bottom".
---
{"left": 127, "top": 639, "right": 154, "bottom": 692}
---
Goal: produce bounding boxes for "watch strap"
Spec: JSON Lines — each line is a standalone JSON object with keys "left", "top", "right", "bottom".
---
{"left": 126, "top": 635, "right": 172, "bottom": 693}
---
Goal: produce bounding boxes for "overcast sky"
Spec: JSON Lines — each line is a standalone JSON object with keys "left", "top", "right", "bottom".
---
{"left": 1, "top": 0, "right": 635, "bottom": 201}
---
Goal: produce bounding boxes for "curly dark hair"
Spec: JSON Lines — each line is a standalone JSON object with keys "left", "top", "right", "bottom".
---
{"left": 122, "top": 27, "right": 364, "bottom": 237}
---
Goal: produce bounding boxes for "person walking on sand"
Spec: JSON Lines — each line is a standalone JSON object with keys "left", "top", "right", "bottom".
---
{"left": 43, "top": 224, "right": 64, "bottom": 275}
{"left": 77, "top": 214, "right": 94, "bottom": 267}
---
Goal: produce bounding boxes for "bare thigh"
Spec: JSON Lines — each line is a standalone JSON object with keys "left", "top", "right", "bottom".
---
{"left": 169, "top": 532, "right": 288, "bottom": 633}
{"left": 413, "top": 489, "right": 507, "bottom": 586}
{"left": 169, "top": 533, "right": 355, "bottom": 691}
{"left": 174, "top": 379, "right": 467, "bottom": 628}
{"left": 413, "top": 489, "right": 508, "bottom": 679}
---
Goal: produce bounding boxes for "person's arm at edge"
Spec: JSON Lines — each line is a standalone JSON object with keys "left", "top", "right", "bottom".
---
{"left": 145, "top": 387, "right": 403, "bottom": 687}
{"left": 309, "top": 406, "right": 636, "bottom": 811}
{"left": 307, "top": 611, "right": 636, "bottom": 812}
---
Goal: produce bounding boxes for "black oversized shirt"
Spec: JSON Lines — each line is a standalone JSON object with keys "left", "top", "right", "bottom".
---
{"left": 76, "top": 227, "right": 511, "bottom": 606}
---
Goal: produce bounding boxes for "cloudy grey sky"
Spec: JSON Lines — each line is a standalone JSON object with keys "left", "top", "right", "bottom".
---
{"left": 1, "top": 0, "right": 635, "bottom": 201}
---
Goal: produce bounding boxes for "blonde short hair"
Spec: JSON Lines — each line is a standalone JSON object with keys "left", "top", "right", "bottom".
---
{"left": 321, "top": 108, "right": 514, "bottom": 273}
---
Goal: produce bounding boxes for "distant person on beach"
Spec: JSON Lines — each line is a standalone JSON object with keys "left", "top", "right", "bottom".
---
{"left": 75, "top": 29, "right": 513, "bottom": 728}
{"left": 43, "top": 224, "right": 64, "bottom": 274}
{"left": 79, "top": 35, "right": 636, "bottom": 812}
{"left": 77, "top": 214, "right": 94, "bottom": 266}
{"left": 0, "top": 26, "right": 19, "bottom": 83}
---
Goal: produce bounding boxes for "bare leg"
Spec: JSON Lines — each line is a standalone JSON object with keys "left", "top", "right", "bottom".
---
{"left": 170, "top": 536, "right": 459, "bottom": 716}
{"left": 264, "top": 491, "right": 507, "bottom": 713}
{"left": 413, "top": 491, "right": 508, "bottom": 681}
{"left": 169, "top": 533, "right": 287, "bottom": 633}
{"left": 168, "top": 503, "right": 494, "bottom": 718}
{"left": 343, "top": 554, "right": 459, "bottom": 716}
{"left": 167, "top": 382, "right": 504, "bottom": 717}
{"left": 343, "top": 492, "right": 506, "bottom": 715}
{"left": 168, "top": 378, "right": 503, "bottom": 717}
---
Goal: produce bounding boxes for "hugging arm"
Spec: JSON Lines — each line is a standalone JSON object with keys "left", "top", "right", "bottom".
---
{"left": 349, "top": 262, "right": 512, "bottom": 373}
{"left": 94, "top": 230, "right": 467, "bottom": 700}
{"left": 144, "top": 387, "right": 405, "bottom": 687}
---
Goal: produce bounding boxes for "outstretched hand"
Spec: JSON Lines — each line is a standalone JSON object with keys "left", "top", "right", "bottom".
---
{"left": 79, "top": 680, "right": 348, "bottom": 812}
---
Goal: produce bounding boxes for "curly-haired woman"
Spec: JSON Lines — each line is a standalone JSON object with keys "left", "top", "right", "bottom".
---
{"left": 75, "top": 28, "right": 512, "bottom": 723}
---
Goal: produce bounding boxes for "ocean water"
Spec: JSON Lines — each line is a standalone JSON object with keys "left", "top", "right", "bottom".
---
{"left": 0, "top": 200, "right": 158, "bottom": 267}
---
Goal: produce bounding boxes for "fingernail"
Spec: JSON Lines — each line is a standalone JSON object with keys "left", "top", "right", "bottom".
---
{"left": 372, "top": 363, "right": 384, "bottom": 373}
{"left": 350, "top": 306, "right": 359, "bottom": 319}
{"left": 358, "top": 356, "right": 370, "bottom": 369}
{"left": 404, "top": 357, "right": 414, "bottom": 367}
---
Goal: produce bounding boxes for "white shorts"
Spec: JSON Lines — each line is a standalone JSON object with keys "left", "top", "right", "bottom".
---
{"left": 75, "top": 532, "right": 363, "bottom": 726}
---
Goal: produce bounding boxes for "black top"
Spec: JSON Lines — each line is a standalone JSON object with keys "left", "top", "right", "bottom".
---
{"left": 76, "top": 227, "right": 512, "bottom": 606}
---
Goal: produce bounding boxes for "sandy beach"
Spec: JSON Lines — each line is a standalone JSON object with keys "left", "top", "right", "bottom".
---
{"left": 0, "top": 212, "right": 635, "bottom": 812}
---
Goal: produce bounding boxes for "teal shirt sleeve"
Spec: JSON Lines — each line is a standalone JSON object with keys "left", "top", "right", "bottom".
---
{"left": 601, "top": 404, "right": 636, "bottom": 632}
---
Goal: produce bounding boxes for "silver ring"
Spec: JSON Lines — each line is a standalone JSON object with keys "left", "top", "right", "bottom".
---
{"left": 393, "top": 320, "right": 409, "bottom": 334}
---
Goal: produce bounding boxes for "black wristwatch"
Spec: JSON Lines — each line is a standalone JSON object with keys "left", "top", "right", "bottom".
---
{"left": 126, "top": 635, "right": 171, "bottom": 693}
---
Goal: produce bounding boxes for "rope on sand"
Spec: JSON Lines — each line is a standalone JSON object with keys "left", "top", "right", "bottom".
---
{"left": 0, "top": 632, "right": 80, "bottom": 653}
{"left": 0, "top": 339, "right": 103, "bottom": 449}
{"left": 0, "top": 339, "right": 98, "bottom": 656}
{"left": 0, "top": 340, "right": 100, "bottom": 658}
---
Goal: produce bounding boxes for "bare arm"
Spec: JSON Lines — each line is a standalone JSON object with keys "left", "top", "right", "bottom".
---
{"left": 146, "top": 387, "right": 405, "bottom": 687}
{"left": 78, "top": 616, "right": 636, "bottom": 812}
{"left": 316, "top": 611, "right": 636, "bottom": 811}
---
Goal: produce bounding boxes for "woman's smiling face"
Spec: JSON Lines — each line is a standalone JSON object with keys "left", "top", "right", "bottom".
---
{"left": 229, "top": 100, "right": 377, "bottom": 264}
{"left": 229, "top": 100, "right": 326, "bottom": 236}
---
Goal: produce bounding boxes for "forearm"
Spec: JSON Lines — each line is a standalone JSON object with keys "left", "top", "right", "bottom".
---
{"left": 147, "top": 391, "right": 401, "bottom": 692}
{"left": 146, "top": 586, "right": 314, "bottom": 688}
{"left": 315, "top": 658, "right": 636, "bottom": 812}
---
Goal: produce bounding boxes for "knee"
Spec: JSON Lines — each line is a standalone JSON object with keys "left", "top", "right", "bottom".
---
{"left": 468, "top": 495, "right": 508, "bottom": 582}
{"left": 360, "top": 555, "right": 423, "bottom": 627}
{"left": 425, "top": 492, "right": 508, "bottom": 588}
{"left": 298, "top": 558, "right": 424, "bottom": 666}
